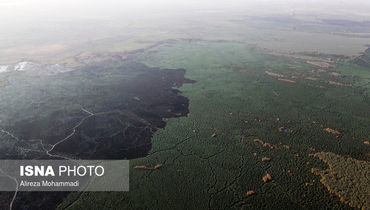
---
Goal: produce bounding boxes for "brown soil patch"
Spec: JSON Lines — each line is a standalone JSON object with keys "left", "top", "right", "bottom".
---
{"left": 323, "top": 128, "right": 341, "bottom": 135}
{"left": 246, "top": 190, "right": 256, "bottom": 197}
{"left": 305, "top": 77, "right": 319, "bottom": 81}
{"left": 265, "top": 71, "right": 284, "bottom": 78}
{"left": 261, "top": 157, "right": 271, "bottom": 162}
{"left": 277, "top": 78, "right": 296, "bottom": 83}
{"left": 328, "top": 81, "right": 352, "bottom": 87}
{"left": 262, "top": 174, "right": 273, "bottom": 183}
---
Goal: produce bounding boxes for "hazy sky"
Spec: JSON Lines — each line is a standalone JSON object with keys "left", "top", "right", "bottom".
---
{"left": 1, "top": 0, "right": 370, "bottom": 62}
{"left": 1, "top": 0, "right": 370, "bottom": 21}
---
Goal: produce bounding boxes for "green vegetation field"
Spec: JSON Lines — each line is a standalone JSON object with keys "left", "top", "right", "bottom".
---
{"left": 59, "top": 41, "right": 370, "bottom": 209}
